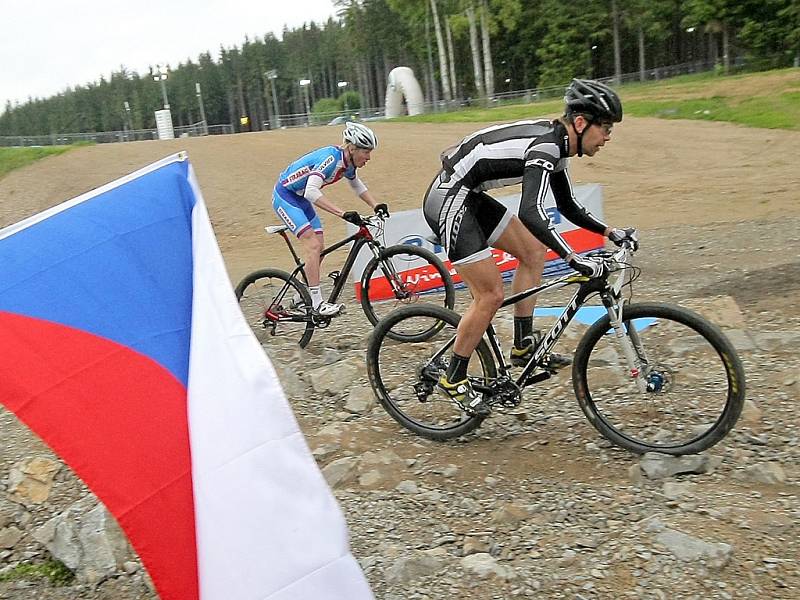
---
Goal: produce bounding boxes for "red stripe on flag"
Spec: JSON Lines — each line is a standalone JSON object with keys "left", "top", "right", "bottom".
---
{"left": 0, "top": 312, "right": 198, "bottom": 600}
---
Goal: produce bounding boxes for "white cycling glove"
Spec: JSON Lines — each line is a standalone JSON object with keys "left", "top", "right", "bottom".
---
{"left": 568, "top": 255, "right": 606, "bottom": 278}
{"left": 608, "top": 227, "right": 639, "bottom": 251}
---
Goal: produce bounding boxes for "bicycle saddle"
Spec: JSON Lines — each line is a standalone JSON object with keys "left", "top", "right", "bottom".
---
{"left": 424, "top": 232, "right": 442, "bottom": 246}
{"left": 265, "top": 225, "right": 289, "bottom": 234}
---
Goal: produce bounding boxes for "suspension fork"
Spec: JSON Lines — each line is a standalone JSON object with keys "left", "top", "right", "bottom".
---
{"left": 366, "top": 242, "right": 406, "bottom": 296}
{"left": 601, "top": 294, "right": 648, "bottom": 393}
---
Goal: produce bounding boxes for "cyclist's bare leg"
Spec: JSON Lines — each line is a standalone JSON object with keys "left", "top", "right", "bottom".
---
{"left": 492, "top": 216, "right": 546, "bottom": 318}
{"left": 298, "top": 230, "right": 324, "bottom": 287}
{"left": 452, "top": 257, "right": 504, "bottom": 357}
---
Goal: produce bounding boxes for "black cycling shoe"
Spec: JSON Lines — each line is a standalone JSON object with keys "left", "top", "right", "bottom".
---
{"left": 437, "top": 375, "right": 491, "bottom": 418}
{"left": 510, "top": 334, "right": 572, "bottom": 370}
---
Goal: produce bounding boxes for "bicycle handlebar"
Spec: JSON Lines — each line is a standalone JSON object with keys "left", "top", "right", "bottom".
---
{"left": 604, "top": 243, "right": 636, "bottom": 293}
{"left": 347, "top": 213, "right": 386, "bottom": 227}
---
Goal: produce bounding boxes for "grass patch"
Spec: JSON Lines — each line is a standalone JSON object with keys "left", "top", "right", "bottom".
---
{"left": 0, "top": 560, "right": 75, "bottom": 586}
{"left": 399, "top": 99, "right": 563, "bottom": 123}
{"left": 625, "top": 90, "right": 800, "bottom": 129}
{"left": 388, "top": 68, "right": 800, "bottom": 130}
{"left": 0, "top": 145, "right": 74, "bottom": 179}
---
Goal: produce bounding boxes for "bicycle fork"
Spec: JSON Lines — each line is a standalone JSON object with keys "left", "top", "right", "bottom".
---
{"left": 372, "top": 246, "right": 409, "bottom": 299}
{"left": 604, "top": 299, "right": 649, "bottom": 393}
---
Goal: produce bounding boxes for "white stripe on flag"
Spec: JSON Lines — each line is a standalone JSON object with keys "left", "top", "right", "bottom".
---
{"left": 185, "top": 166, "right": 374, "bottom": 599}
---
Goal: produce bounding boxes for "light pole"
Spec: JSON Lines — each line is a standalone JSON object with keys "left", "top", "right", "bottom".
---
{"left": 153, "top": 65, "right": 170, "bottom": 109}
{"left": 686, "top": 27, "right": 696, "bottom": 69}
{"left": 123, "top": 101, "right": 133, "bottom": 140}
{"left": 299, "top": 78, "right": 311, "bottom": 126}
{"left": 265, "top": 69, "right": 281, "bottom": 129}
{"left": 195, "top": 83, "right": 209, "bottom": 135}
{"left": 337, "top": 80, "right": 349, "bottom": 114}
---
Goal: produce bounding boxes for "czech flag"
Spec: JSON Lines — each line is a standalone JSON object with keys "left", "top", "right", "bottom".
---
{"left": 0, "top": 153, "right": 373, "bottom": 599}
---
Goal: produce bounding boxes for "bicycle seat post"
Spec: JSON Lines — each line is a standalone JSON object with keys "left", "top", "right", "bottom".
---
{"left": 278, "top": 230, "right": 305, "bottom": 270}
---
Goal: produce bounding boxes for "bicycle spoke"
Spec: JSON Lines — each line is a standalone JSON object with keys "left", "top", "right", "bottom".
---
{"left": 576, "top": 304, "right": 743, "bottom": 453}
{"left": 362, "top": 246, "right": 455, "bottom": 341}
{"left": 368, "top": 306, "right": 495, "bottom": 440}
{"left": 236, "top": 269, "right": 314, "bottom": 348}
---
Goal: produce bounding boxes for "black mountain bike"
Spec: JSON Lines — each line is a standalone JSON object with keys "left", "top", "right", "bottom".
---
{"left": 235, "top": 213, "right": 455, "bottom": 348}
{"left": 366, "top": 241, "right": 746, "bottom": 455}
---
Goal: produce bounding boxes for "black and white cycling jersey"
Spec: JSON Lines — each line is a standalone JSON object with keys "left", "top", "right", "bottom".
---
{"left": 423, "top": 119, "right": 608, "bottom": 264}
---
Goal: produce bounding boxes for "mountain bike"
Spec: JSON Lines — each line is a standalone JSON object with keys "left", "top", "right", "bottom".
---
{"left": 366, "top": 241, "right": 746, "bottom": 455}
{"left": 235, "top": 213, "right": 455, "bottom": 348}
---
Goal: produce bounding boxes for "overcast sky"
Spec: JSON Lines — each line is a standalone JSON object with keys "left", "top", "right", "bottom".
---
{"left": 1, "top": 0, "right": 337, "bottom": 111}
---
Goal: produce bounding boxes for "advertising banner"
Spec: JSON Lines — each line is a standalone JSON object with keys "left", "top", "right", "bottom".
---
{"left": 349, "top": 184, "right": 605, "bottom": 301}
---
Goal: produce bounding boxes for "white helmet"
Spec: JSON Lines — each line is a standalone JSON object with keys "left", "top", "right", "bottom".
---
{"left": 343, "top": 122, "right": 378, "bottom": 149}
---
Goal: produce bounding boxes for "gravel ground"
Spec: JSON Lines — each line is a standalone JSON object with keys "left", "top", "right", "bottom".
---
{"left": 1, "top": 217, "right": 798, "bottom": 599}
{"left": 2, "top": 106, "right": 799, "bottom": 597}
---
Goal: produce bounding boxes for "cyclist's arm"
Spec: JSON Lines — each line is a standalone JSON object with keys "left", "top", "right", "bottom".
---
{"left": 550, "top": 169, "right": 611, "bottom": 236}
{"left": 347, "top": 176, "right": 379, "bottom": 211}
{"left": 304, "top": 174, "right": 347, "bottom": 217}
{"left": 519, "top": 163, "right": 574, "bottom": 259}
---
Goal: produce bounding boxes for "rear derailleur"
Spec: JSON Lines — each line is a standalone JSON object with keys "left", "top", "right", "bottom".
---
{"left": 414, "top": 356, "right": 448, "bottom": 402}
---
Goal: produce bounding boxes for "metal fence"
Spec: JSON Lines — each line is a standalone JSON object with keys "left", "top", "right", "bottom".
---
{"left": 2, "top": 54, "right": 792, "bottom": 147}
{"left": 269, "top": 56, "right": 768, "bottom": 129}
{"left": 0, "top": 122, "right": 233, "bottom": 148}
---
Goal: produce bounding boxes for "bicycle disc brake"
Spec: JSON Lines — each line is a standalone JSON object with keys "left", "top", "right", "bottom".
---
{"left": 644, "top": 365, "right": 673, "bottom": 393}
{"left": 386, "top": 275, "right": 415, "bottom": 302}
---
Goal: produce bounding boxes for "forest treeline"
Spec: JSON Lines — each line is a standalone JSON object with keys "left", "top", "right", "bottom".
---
{"left": 2, "top": 0, "right": 798, "bottom": 136}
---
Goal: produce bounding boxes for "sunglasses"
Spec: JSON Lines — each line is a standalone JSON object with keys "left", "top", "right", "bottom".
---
{"left": 595, "top": 121, "right": 614, "bottom": 135}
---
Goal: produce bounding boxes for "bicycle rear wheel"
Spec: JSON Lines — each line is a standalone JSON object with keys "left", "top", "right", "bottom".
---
{"left": 361, "top": 245, "right": 455, "bottom": 342}
{"left": 235, "top": 268, "right": 315, "bottom": 348}
{"left": 573, "top": 302, "right": 745, "bottom": 455}
{"left": 366, "top": 304, "right": 496, "bottom": 441}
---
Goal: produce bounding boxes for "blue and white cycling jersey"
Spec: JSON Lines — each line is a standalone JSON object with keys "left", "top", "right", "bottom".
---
{"left": 278, "top": 145, "right": 356, "bottom": 195}
{"left": 273, "top": 145, "right": 366, "bottom": 237}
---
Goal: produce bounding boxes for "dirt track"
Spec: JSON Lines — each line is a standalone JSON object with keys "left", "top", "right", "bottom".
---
{"left": 1, "top": 113, "right": 800, "bottom": 599}
{"left": 1, "top": 116, "right": 797, "bottom": 282}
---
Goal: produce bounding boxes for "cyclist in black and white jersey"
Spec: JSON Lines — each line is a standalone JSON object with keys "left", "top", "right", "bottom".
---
{"left": 423, "top": 79, "right": 638, "bottom": 416}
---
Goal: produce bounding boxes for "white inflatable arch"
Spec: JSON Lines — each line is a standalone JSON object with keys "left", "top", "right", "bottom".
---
{"left": 385, "top": 67, "right": 425, "bottom": 117}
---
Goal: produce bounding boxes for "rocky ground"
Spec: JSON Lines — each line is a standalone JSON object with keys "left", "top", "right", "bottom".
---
{"left": 1, "top": 105, "right": 799, "bottom": 598}
{"left": 1, "top": 216, "right": 798, "bottom": 599}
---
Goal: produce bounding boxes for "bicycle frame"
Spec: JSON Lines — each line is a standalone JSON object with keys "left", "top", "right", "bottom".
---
{"left": 275, "top": 221, "right": 384, "bottom": 304}
{"left": 477, "top": 246, "right": 636, "bottom": 392}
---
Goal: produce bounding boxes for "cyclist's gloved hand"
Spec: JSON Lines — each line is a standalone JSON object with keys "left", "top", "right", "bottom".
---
{"left": 608, "top": 227, "right": 639, "bottom": 251}
{"left": 342, "top": 211, "right": 362, "bottom": 225}
{"left": 374, "top": 203, "right": 389, "bottom": 219}
{"left": 568, "top": 255, "right": 606, "bottom": 278}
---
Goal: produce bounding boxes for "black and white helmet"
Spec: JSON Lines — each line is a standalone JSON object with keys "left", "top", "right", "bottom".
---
{"left": 343, "top": 122, "right": 378, "bottom": 149}
{"left": 564, "top": 78, "right": 623, "bottom": 123}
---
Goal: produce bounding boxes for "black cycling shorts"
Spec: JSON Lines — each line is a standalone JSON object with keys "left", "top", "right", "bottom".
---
{"left": 422, "top": 169, "right": 512, "bottom": 265}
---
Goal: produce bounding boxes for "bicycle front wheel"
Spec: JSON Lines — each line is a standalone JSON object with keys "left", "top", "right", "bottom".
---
{"left": 361, "top": 244, "right": 455, "bottom": 341}
{"left": 366, "top": 304, "right": 496, "bottom": 441}
{"left": 235, "top": 268, "right": 315, "bottom": 349}
{"left": 573, "top": 302, "right": 745, "bottom": 455}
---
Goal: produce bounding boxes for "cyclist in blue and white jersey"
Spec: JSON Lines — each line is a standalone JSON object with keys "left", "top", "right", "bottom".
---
{"left": 422, "top": 79, "right": 638, "bottom": 416}
{"left": 273, "top": 122, "right": 388, "bottom": 317}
